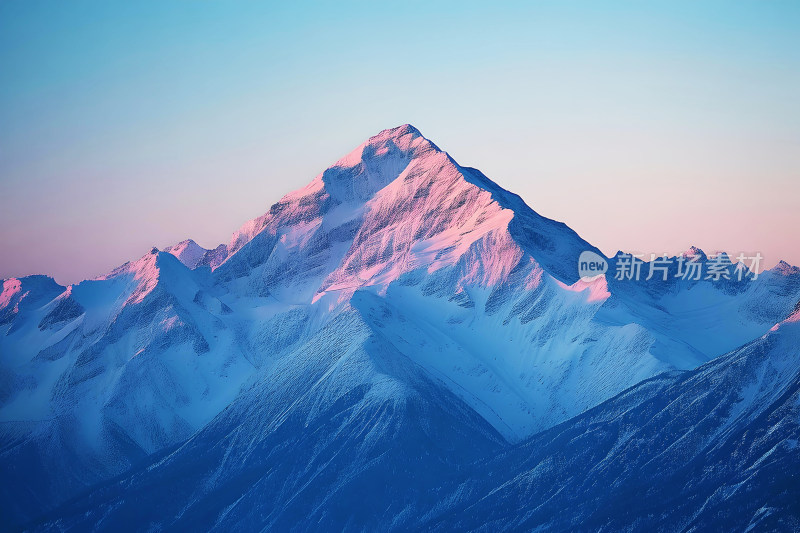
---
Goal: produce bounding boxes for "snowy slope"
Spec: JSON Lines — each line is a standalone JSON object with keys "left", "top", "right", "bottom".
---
{"left": 0, "top": 251, "right": 255, "bottom": 526}
{"left": 25, "top": 303, "right": 800, "bottom": 532}
{"left": 198, "top": 124, "right": 798, "bottom": 441}
{"left": 1, "top": 124, "right": 799, "bottom": 530}
{"left": 422, "top": 312, "right": 800, "bottom": 532}
{"left": 22, "top": 310, "right": 506, "bottom": 531}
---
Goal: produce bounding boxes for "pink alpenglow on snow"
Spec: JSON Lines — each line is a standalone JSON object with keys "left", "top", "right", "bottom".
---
{"left": 0, "top": 278, "right": 23, "bottom": 312}
{"left": 164, "top": 240, "right": 209, "bottom": 269}
{"left": 558, "top": 276, "right": 611, "bottom": 303}
{"left": 2, "top": 123, "right": 800, "bottom": 533}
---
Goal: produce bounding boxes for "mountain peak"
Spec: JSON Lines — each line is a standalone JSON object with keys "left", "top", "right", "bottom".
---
{"left": 331, "top": 123, "right": 437, "bottom": 169}
{"left": 771, "top": 259, "right": 800, "bottom": 276}
{"left": 212, "top": 124, "right": 598, "bottom": 288}
{"left": 164, "top": 239, "right": 208, "bottom": 269}
{"left": 380, "top": 123, "right": 422, "bottom": 139}
{"left": 318, "top": 124, "right": 443, "bottom": 207}
{"left": 681, "top": 246, "right": 707, "bottom": 260}
{"left": 367, "top": 123, "right": 435, "bottom": 153}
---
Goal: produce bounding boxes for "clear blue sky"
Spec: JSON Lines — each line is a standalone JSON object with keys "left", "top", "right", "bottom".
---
{"left": 1, "top": 1, "right": 798, "bottom": 284}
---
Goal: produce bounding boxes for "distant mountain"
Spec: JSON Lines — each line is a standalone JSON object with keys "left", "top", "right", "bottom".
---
{"left": 164, "top": 239, "right": 209, "bottom": 269}
{"left": 2, "top": 125, "right": 799, "bottom": 531}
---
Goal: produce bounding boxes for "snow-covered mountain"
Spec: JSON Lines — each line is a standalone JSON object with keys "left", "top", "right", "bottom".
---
{"left": 164, "top": 239, "right": 209, "bottom": 269}
{"left": 424, "top": 311, "right": 800, "bottom": 532}
{"left": 28, "top": 302, "right": 800, "bottom": 532}
{"left": 2, "top": 125, "right": 799, "bottom": 530}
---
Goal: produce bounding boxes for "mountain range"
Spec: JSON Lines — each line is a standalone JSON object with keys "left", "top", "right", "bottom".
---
{"left": 1, "top": 125, "right": 799, "bottom": 531}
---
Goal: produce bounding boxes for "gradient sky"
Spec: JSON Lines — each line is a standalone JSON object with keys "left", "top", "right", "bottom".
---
{"left": 1, "top": 1, "right": 798, "bottom": 285}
